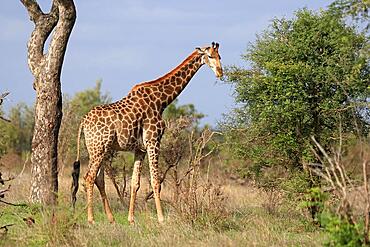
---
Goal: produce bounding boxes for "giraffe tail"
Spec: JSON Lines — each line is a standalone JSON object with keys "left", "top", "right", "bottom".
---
{"left": 71, "top": 121, "right": 83, "bottom": 209}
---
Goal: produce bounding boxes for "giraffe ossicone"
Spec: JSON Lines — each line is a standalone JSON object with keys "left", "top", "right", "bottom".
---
{"left": 71, "top": 42, "right": 223, "bottom": 224}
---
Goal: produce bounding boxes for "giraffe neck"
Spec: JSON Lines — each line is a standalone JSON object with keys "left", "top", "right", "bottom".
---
{"left": 160, "top": 51, "right": 203, "bottom": 108}
{"left": 131, "top": 51, "right": 203, "bottom": 111}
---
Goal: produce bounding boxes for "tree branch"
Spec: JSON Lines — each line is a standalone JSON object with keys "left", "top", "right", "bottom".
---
{"left": 46, "top": 0, "right": 76, "bottom": 74}
{"left": 20, "top": 0, "right": 59, "bottom": 88}
{"left": 20, "top": 0, "right": 44, "bottom": 22}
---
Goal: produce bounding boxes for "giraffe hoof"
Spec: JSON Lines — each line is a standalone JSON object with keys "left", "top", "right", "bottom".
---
{"left": 158, "top": 217, "right": 164, "bottom": 224}
{"left": 128, "top": 217, "right": 135, "bottom": 225}
{"left": 88, "top": 219, "right": 95, "bottom": 225}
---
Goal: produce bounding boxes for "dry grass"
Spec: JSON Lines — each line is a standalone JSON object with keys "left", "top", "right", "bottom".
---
{"left": 0, "top": 155, "right": 326, "bottom": 247}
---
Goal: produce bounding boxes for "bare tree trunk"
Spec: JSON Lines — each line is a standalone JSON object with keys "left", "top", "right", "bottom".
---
{"left": 21, "top": 0, "right": 76, "bottom": 204}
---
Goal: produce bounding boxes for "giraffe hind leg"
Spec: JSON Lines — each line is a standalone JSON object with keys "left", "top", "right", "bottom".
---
{"left": 128, "top": 150, "right": 146, "bottom": 224}
{"left": 84, "top": 153, "right": 105, "bottom": 224}
{"left": 95, "top": 164, "right": 115, "bottom": 223}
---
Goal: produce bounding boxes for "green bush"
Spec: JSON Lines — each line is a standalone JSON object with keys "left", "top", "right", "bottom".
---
{"left": 320, "top": 212, "right": 364, "bottom": 247}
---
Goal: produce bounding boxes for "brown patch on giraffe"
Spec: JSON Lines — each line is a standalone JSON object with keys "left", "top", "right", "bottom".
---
{"left": 128, "top": 112, "right": 135, "bottom": 121}
{"left": 166, "top": 84, "right": 175, "bottom": 90}
{"left": 147, "top": 110, "right": 154, "bottom": 119}
{"left": 149, "top": 102, "right": 156, "bottom": 110}
{"left": 164, "top": 88, "right": 172, "bottom": 95}
{"left": 149, "top": 125, "right": 156, "bottom": 131}
{"left": 144, "top": 88, "right": 152, "bottom": 94}
{"left": 138, "top": 98, "right": 145, "bottom": 106}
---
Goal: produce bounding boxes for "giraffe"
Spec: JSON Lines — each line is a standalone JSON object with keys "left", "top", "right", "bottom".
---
{"left": 71, "top": 42, "right": 223, "bottom": 224}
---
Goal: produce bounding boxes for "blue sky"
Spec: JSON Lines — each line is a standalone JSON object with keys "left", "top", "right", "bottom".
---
{"left": 0, "top": 0, "right": 332, "bottom": 125}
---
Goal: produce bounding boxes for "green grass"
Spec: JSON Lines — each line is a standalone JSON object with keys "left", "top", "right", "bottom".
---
{"left": 0, "top": 194, "right": 326, "bottom": 247}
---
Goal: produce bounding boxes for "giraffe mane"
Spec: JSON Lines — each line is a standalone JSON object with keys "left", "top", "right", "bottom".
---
{"left": 130, "top": 50, "right": 200, "bottom": 92}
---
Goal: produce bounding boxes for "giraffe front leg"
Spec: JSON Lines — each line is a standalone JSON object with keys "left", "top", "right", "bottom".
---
{"left": 128, "top": 150, "right": 146, "bottom": 224}
{"left": 147, "top": 142, "right": 164, "bottom": 223}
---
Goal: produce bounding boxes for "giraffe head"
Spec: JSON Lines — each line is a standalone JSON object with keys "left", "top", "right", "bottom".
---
{"left": 196, "top": 42, "right": 223, "bottom": 78}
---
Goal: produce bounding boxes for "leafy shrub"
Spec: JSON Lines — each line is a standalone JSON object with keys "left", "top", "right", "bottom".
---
{"left": 320, "top": 212, "right": 364, "bottom": 247}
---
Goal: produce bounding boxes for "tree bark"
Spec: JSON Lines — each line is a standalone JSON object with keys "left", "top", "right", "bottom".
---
{"left": 21, "top": 0, "right": 76, "bottom": 204}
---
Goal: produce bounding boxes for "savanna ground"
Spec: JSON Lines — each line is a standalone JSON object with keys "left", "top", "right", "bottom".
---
{"left": 0, "top": 153, "right": 326, "bottom": 247}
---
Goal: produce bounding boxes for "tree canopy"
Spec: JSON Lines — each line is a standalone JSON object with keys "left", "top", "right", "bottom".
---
{"left": 223, "top": 9, "right": 369, "bottom": 174}
{"left": 330, "top": 0, "right": 370, "bottom": 25}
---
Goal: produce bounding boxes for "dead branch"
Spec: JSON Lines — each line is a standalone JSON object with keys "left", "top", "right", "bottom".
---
{"left": 0, "top": 155, "right": 28, "bottom": 183}
{"left": 0, "top": 199, "right": 27, "bottom": 207}
{"left": 0, "top": 156, "right": 29, "bottom": 206}
{"left": 0, "top": 117, "right": 10, "bottom": 123}
{"left": 0, "top": 92, "right": 10, "bottom": 122}
{"left": 309, "top": 121, "right": 370, "bottom": 243}
{"left": 0, "top": 224, "right": 15, "bottom": 235}
{"left": 0, "top": 185, "right": 10, "bottom": 198}
{"left": 0, "top": 92, "right": 9, "bottom": 105}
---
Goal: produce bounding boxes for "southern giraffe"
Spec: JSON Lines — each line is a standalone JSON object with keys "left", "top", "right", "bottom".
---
{"left": 71, "top": 42, "right": 223, "bottom": 224}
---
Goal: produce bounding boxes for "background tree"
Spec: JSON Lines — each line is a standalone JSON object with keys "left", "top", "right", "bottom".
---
{"left": 0, "top": 93, "right": 10, "bottom": 157}
{"left": 223, "top": 9, "right": 369, "bottom": 177}
{"left": 330, "top": 0, "right": 369, "bottom": 26}
{"left": 3, "top": 104, "right": 34, "bottom": 155}
{"left": 163, "top": 99, "right": 204, "bottom": 123}
{"left": 20, "top": 0, "right": 76, "bottom": 204}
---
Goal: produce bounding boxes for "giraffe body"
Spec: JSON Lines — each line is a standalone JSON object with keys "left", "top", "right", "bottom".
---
{"left": 71, "top": 42, "right": 223, "bottom": 224}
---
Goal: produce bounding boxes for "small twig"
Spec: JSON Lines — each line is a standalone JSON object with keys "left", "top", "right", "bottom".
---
{"left": 0, "top": 199, "right": 27, "bottom": 207}
{"left": 0, "top": 92, "right": 9, "bottom": 104}
{"left": 0, "top": 116, "right": 10, "bottom": 122}
{"left": 146, "top": 161, "right": 179, "bottom": 201}
{"left": 0, "top": 185, "right": 11, "bottom": 198}
{"left": 0, "top": 223, "right": 15, "bottom": 233}
{"left": 1, "top": 155, "right": 29, "bottom": 183}
{"left": 311, "top": 136, "right": 347, "bottom": 194}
